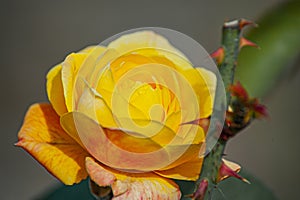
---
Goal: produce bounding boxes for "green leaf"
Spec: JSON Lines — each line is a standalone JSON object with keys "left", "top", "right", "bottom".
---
{"left": 236, "top": 0, "right": 300, "bottom": 97}
{"left": 176, "top": 169, "right": 277, "bottom": 200}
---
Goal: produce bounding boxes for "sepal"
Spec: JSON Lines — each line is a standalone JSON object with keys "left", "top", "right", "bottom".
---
{"left": 185, "top": 179, "right": 208, "bottom": 200}
{"left": 221, "top": 81, "right": 268, "bottom": 140}
{"left": 218, "top": 161, "right": 250, "bottom": 184}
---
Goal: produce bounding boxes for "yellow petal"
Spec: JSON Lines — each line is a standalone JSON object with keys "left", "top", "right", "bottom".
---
{"left": 71, "top": 81, "right": 117, "bottom": 128}
{"left": 181, "top": 67, "right": 216, "bottom": 118}
{"left": 110, "top": 53, "right": 154, "bottom": 81}
{"left": 60, "top": 46, "right": 106, "bottom": 111}
{"left": 16, "top": 103, "right": 89, "bottom": 185}
{"left": 62, "top": 52, "right": 91, "bottom": 111}
{"left": 86, "top": 157, "right": 181, "bottom": 200}
{"left": 155, "top": 155, "right": 203, "bottom": 181}
{"left": 46, "top": 64, "right": 67, "bottom": 116}
{"left": 196, "top": 67, "right": 217, "bottom": 106}
{"left": 60, "top": 111, "right": 86, "bottom": 148}
{"left": 108, "top": 32, "right": 195, "bottom": 87}
{"left": 108, "top": 31, "right": 186, "bottom": 59}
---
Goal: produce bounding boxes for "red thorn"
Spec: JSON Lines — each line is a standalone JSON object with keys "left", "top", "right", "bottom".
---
{"left": 229, "top": 81, "right": 249, "bottom": 101}
{"left": 185, "top": 179, "right": 208, "bottom": 200}
{"left": 240, "top": 37, "right": 260, "bottom": 49}
{"left": 239, "top": 19, "right": 258, "bottom": 29}
{"left": 219, "top": 161, "right": 250, "bottom": 184}
{"left": 210, "top": 47, "right": 224, "bottom": 64}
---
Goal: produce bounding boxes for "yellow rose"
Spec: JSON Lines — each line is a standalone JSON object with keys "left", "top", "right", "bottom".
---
{"left": 17, "top": 30, "right": 217, "bottom": 199}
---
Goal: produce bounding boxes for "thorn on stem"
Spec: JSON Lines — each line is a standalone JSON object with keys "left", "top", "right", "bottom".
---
{"left": 240, "top": 37, "right": 260, "bottom": 49}
{"left": 210, "top": 47, "right": 225, "bottom": 64}
{"left": 239, "top": 18, "right": 258, "bottom": 29}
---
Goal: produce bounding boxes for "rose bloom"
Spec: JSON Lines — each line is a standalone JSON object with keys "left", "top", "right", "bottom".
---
{"left": 16, "top": 31, "right": 225, "bottom": 199}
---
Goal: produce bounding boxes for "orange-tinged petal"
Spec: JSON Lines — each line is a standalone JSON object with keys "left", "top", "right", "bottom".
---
{"left": 60, "top": 111, "right": 203, "bottom": 172}
{"left": 16, "top": 103, "right": 89, "bottom": 185}
{"left": 155, "top": 155, "right": 203, "bottom": 181}
{"left": 46, "top": 64, "right": 67, "bottom": 116}
{"left": 86, "top": 157, "right": 181, "bottom": 200}
{"left": 60, "top": 112, "right": 171, "bottom": 171}
{"left": 86, "top": 157, "right": 116, "bottom": 186}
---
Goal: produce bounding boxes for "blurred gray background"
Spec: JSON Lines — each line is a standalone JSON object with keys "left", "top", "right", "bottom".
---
{"left": 1, "top": 0, "right": 299, "bottom": 199}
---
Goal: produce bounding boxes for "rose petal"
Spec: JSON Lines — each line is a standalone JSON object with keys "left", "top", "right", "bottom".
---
{"left": 86, "top": 157, "right": 181, "bottom": 200}
{"left": 16, "top": 103, "right": 89, "bottom": 185}
{"left": 62, "top": 52, "right": 91, "bottom": 111}
{"left": 46, "top": 64, "right": 67, "bottom": 116}
{"left": 60, "top": 46, "right": 106, "bottom": 112}
{"left": 75, "top": 82, "right": 117, "bottom": 128}
{"left": 61, "top": 110, "right": 206, "bottom": 172}
{"left": 180, "top": 68, "right": 217, "bottom": 118}
{"left": 60, "top": 112, "right": 171, "bottom": 172}
{"left": 155, "top": 155, "right": 203, "bottom": 181}
{"left": 108, "top": 31, "right": 185, "bottom": 58}
{"left": 86, "top": 157, "right": 116, "bottom": 186}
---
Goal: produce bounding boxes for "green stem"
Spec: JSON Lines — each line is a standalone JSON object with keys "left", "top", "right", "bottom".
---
{"left": 220, "top": 20, "right": 241, "bottom": 104}
{"left": 194, "top": 19, "right": 243, "bottom": 200}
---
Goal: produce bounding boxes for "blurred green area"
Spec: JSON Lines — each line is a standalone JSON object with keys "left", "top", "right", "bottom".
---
{"left": 236, "top": 0, "right": 300, "bottom": 97}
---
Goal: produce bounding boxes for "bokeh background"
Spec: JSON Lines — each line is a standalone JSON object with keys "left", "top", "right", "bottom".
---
{"left": 1, "top": 0, "right": 299, "bottom": 199}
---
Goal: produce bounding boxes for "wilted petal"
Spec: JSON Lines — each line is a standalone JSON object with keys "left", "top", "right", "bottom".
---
{"left": 16, "top": 103, "right": 89, "bottom": 185}
{"left": 86, "top": 157, "right": 181, "bottom": 200}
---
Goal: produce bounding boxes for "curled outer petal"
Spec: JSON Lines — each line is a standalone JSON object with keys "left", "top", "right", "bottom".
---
{"left": 16, "top": 103, "right": 89, "bottom": 185}
{"left": 46, "top": 46, "right": 106, "bottom": 115}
